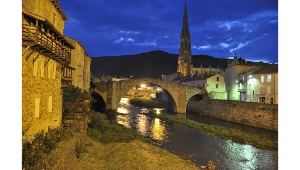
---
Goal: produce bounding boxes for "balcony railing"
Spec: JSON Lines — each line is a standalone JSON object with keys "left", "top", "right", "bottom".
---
{"left": 22, "top": 24, "right": 71, "bottom": 64}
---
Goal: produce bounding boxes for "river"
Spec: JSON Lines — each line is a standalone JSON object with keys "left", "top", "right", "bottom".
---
{"left": 116, "top": 100, "right": 278, "bottom": 169}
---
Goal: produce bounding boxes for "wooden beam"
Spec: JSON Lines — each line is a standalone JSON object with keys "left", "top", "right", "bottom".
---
{"left": 44, "top": 57, "right": 51, "bottom": 67}
{"left": 25, "top": 49, "right": 35, "bottom": 61}
{"left": 22, "top": 45, "right": 32, "bottom": 56}
{"left": 33, "top": 52, "right": 42, "bottom": 63}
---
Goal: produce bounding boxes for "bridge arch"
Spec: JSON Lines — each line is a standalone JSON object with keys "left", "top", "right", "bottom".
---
{"left": 93, "top": 78, "right": 202, "bottom": 113}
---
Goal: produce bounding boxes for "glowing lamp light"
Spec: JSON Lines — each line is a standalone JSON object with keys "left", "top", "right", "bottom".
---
{"left": 249, "top": 75, "right": 253, "bottom": 78}
{"left": 141, "top": 84, "right": 146, "bottom": 88}
{"left": 235, "top": 80, "right": 239, "bottom": 83}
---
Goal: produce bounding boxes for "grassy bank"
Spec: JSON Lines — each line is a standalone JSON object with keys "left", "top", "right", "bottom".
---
{"left": 23, "top": 110, "right": 199, "bottom": 170}
{"left": 46, "top": 137, "right": 199, "bottom": 170}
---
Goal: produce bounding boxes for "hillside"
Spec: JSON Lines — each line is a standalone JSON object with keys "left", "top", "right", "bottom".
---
{"left": 91, "top": 50, "right": 230, "bottom": 79}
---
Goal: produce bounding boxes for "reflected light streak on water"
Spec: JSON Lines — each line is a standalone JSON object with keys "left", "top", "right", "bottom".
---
{"left": 117, "top": 107, "right": 129, "bottom": 114}
{"left": 136, "top": 114, "right": 149, "bottom": 136}
{"left": 151, "top": 118, "right": 166, "bottom": 141}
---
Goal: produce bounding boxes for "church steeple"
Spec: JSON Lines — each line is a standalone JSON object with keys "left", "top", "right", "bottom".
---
{"left": 177, "top": 2, "right": 192, "bottom": 75}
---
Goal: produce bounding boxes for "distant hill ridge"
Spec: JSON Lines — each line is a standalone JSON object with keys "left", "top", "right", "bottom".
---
{"left": 91, "top": 50, "right": 230, "bottom": 79}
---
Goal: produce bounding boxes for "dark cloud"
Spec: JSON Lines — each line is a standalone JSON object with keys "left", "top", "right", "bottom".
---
{"left": 59, "top": 0, "right": 278, "bottom": 63}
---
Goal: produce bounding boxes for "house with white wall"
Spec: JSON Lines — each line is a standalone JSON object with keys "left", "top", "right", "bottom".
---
{"left": 180, "top": 74, "right": 226, "bottom": 99}
{"left": 245, "top": 64, "right": 278, "bottom": 104}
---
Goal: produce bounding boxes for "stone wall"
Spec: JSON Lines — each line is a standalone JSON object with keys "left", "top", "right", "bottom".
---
{"left": 22, "top": 0, "right": 65, "bottom": 33}
{"left": 208, "top": 91, "right": 227, "bottom": 100}
{"left": 187, "top": 95, "right": 278, "bottom": 131}
{"left": 22, "top": 49, "right": 63, "bottom": 140}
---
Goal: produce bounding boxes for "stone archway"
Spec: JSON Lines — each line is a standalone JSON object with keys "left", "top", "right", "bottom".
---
{"left": 93, "top": 78, "right": 202, "bottom": 113}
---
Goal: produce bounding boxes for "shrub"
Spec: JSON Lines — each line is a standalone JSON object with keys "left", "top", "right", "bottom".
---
{"left": 22, "top": 128, "right": 73, "bottom": 169}
{"left": 88, "top": 111, "right": 109, "bottom": 131}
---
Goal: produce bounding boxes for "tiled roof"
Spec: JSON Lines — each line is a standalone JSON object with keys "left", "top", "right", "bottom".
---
{"left": 251, "top": 64, "right": 278, "bottom": 74}
{"left": 50, "top": 0, "right": 68, "bottom": 21}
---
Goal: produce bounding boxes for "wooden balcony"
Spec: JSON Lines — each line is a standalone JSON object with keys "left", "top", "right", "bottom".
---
{"left": 61, "top": 65, "right": 75, "bottom": 88}
{"left": 22, "top": 24, "right": 72, "bottom": 65}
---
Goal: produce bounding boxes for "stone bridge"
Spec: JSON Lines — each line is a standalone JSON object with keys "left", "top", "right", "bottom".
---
{"left": 93, "top": 78, "right": 203, "bottom": 113}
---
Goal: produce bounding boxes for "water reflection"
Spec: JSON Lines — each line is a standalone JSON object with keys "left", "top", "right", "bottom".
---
{"left": 116, "top": 103, "right": 168, "bottom": 142}
{"left": 117, "top": 107, "right": 129, "bottom": 114}
{"left": 136, "top": 114, "right": 149, "bottom": 136}
{"left": 116, "top": 103, "right": 278, "bottom": 169}
{"left": 151, "top": 118, "right": 166, "bottom": 141}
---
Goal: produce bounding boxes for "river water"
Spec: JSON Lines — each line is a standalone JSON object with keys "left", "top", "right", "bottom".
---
{"left": 116, "top": 101, "right": 278, "bottom": 169}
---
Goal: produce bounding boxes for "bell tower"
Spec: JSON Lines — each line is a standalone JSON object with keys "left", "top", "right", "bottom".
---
{"left": 177, "top": 2, "right": 192, "bottom": 76}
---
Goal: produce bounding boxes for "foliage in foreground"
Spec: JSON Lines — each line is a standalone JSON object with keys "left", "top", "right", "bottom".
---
{"left": 22, "top": 128, "right": 74, "bottom": 170}
{"left": 148, "top": 112, "right": 278, "bottom": 151}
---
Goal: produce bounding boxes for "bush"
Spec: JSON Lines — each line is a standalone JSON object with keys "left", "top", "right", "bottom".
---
{"left": 63, "top": 85, "right": 91, "bottom": 114}
{"left": 88, "top": 111, "right": 109, "bottom": 131}
{"left": 87, "top": 110, "right": 148, "bottom": 144}
{"left": 22, "top": 128, "right": 72, "bottom": 169}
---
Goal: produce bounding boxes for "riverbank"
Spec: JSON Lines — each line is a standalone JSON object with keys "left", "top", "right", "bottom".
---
{"left": 46, "top": 136, "right": 199, "bottom": 170}
{"left": 130, "top": 98, "right": 277, "bottom": 151}
{"left": 147, "top": 112, "right": 277, "bottom": 151}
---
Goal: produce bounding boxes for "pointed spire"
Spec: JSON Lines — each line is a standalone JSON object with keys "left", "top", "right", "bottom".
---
{"left": 177, "top": 2, "right": 192, "bottom": 76}
{"left": 181, "top": 2, "right": 190, "bottom": 38}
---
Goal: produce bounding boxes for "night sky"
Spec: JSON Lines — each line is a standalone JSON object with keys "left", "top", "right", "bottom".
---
{"left": 59, "top": 0, "right": 278, "bottom": 63}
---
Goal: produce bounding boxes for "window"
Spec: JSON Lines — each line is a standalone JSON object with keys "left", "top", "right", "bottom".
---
{"left": 267, "top": 75, "right": 272, "bottom": 82}
{"left": 40, "top": 58, "right": 44, "bottom": 78}
{"left": 216, "top": 84, "right": 219, "bottom": 88}
{"left": 33, "top": 57, "right": 44, "bottom": 77}
{"left": 203, "top": 83, "right": 205, "bottom": 88}
{"left": 217, "top": 77, "right": 219, "bottom": 81}
{"left": 48, "top": 61, "right": 53, "bottom": 79}
{"left": 48, "top": 60, "right": 56, "bottom": 79}
{"left": 34, "top": 98, "right": 40, "bottom": 117}
{"left": 261, "top": 75, "right": 265, "bottom": 83}
{"left": 48, "top": 96, "right": 52, "bottom": 112}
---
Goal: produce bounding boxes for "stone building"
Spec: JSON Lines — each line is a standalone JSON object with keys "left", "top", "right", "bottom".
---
{"left": 225, "top": 54, "right": 269, "bottom": 101}
{"left": 22, "top": 0, "right": 74, "bottom": 140}
{"left": 245, "top": 64, "right": 278, "bottom": 104}
{"left": 180, "top": 74, "right": 227, "bottom": 99}
{"left": 64, "top": 36, "right": 91, "bottom": 91}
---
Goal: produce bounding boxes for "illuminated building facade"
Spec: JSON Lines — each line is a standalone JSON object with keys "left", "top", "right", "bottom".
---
{"left": 22, "top": 0, "right": 74, "bottom": 139}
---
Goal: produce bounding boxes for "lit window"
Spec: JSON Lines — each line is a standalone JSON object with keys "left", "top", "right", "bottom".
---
{"left": 261, "top": 75, "right": 265, "bottom": 83}
{"left": 40, "top": 58, "right": 44, "bottom": 78}
{"left": 268, "top": 75, "right": 272, "bottom": 82}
